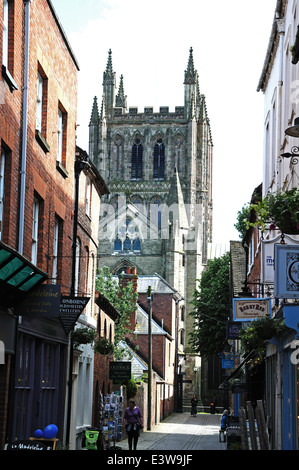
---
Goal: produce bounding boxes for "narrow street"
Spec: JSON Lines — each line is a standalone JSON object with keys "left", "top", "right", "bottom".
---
{"left": 119, "top": 413, "right": 226, "bottom": 451}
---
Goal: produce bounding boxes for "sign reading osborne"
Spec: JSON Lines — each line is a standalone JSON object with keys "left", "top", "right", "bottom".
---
{"left": 233, "top": 298, "right": 272, "bottom": 321}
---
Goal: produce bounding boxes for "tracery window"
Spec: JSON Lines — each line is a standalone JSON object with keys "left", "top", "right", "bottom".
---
{"left": 153, "top": 138, "right": 165, "bottom": 179}
{"left": 113, "top": 218, "right": 141, "bottom": 253}
{"left": 131, "top": 138, "right": 143, "bottom": 179}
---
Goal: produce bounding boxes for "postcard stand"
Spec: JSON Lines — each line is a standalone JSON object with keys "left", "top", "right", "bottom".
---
{"left": 99, "top": 391, "right": 123, "bottom": 449}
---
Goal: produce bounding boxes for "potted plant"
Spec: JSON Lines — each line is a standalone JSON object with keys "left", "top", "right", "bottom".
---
{"left": 94, "top": 337, "right": 114, "bottom": 355}
{"left": 247, "top": 187, "right": 299, "bottom": 234}
{"left": 239, "top": 315, "right": 286, "bottom": 357}
{"left": 71, "top": 327, "right": 96, "bottom": 349}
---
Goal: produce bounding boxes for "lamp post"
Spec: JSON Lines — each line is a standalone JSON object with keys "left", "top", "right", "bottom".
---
{"left": 147, "top": 286, "right": 152, "bottom": 431}
{"left": 193, "top": 367, "right": 198, "bottom": 395}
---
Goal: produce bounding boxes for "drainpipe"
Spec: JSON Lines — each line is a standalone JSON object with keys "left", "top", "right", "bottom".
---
{"left": 276, "top": 17, "right": 285, "bottom": 190}
{"left": 18, "top": 0, "right": 31, "bottom": 254}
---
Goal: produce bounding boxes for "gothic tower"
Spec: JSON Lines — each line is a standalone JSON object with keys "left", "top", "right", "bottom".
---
{"left": 89, "top": 47, "right": 213, "bottom": 403}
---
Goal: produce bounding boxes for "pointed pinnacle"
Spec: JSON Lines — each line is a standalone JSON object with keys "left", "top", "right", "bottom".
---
{"left": 184, "top": 47, "right": 196, "bottom": 84}
{"left": 89, "top": 96, "right": 99, "bottom": 125}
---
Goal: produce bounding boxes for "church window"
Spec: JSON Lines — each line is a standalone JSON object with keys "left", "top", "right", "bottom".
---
{"left": 113, "top": 137, "right": 124, "bottom": 178}
{"left": 132, "top": 238, "right": 141, "bottom": 251}
{"left": 153, "top": 138, "right": 165, "bottom": 179}
{"left": 151, "top": 197, "right": 162, "bottom": 229}
{"left": 131, "top": 138, "right": 143, "bottom": 179}
{"left": 123, "top": 236, "right": 131, "bottom": 251}
{"left": 113, "top": 218, "right": 141, "bottom": 253}
{"left": 114, "top": 237, "right": 122, "bottom": 251}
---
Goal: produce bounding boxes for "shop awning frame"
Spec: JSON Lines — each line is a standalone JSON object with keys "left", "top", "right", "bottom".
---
{"left": 0, "top": 240, "right": 48, "bottom": 307}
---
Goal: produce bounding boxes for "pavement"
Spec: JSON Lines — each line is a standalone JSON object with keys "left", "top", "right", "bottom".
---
{"left": 118, "top": 413, "right": 227, "bottom": 451}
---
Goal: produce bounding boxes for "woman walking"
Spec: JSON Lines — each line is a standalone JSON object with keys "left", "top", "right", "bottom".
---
{"left": 123, "top": 400, "right": 143, "bottom": 450}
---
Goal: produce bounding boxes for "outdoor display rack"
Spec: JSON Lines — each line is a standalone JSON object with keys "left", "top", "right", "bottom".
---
{"left": 99, "top": 391, "right": 123, "bottom": 449}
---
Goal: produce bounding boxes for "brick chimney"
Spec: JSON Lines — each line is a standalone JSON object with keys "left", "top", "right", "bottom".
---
{"left": 118, "top": 267, "right": 138, "bottom": 332}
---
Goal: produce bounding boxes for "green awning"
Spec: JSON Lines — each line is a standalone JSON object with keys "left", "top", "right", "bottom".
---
{"left": 0, "top": 240, "right": 48, "bottom": 307}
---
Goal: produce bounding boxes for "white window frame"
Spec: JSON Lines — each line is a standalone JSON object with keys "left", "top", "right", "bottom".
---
{"left": 0, "top": 149, "right": 5, "bottom": 240}
{"left": 57, "top": 108, "right": 63, "bottom": 163}
{"left": 52, "top": 218, "right": 59, "bottom": 284}
{"left": 31, "top": 198, "right": 39, "bottom": 264}
{"left": 36, "top": 72, "right": 43, "bottom": 131}
{"left": 2, "top": 0, "right": 8, "bottom": 67}
{"left": 86, "top": 178, "right": 91, "bottom": 217}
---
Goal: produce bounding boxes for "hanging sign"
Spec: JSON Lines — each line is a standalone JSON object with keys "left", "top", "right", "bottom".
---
{"left": 59, "top": 296, "right": 90, "bottom": 335}
{"left": 109, "top": 361, "right": 131, "bottom": 381}
{"left": 233, "top": 298, "right": 272, "bottom": 321}
{"left": 226, "top": 321, "right": 242, "bottom": 339}
{"left": 262, "top": 235, "right": 299, "bottom": 284}
{"left": 17, "top": 285, "right": 61, "bottom": 317}
{"left": 274, "top": 245, "right": 299, "bottom": 299}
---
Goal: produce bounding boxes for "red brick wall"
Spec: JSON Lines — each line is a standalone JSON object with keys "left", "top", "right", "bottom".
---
{"left": 0, "top": 0, "right": 79, "bottom": 448}
{"left": 139, "top": 292, "right": 174, "bottom": 335}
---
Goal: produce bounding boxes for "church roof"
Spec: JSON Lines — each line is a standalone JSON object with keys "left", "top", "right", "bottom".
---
{"left": 137, "top": 273, "right": 179, "bottom": 296}
{"left": 135, "top": 304, "right": 170, "bottom": 337}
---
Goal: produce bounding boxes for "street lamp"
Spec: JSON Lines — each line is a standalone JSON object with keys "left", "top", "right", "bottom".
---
{"left": 193, "top": 367, "right": 198, "bottom": 395}
{"left": 285, "top": 117, "right": 299, "bottom": 137}
{"left": 282, "top": 117, "right": 299, "bottom": 164}
{"left": 280, "top": 147, "right": 299, "bottom": 165}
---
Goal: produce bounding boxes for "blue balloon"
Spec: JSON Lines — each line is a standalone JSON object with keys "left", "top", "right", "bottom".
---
{"left": 43, "top": 424, "right": 58, "bottom": 439}
{"left": 33, "top": 429, "right": 43, "bottom": 438}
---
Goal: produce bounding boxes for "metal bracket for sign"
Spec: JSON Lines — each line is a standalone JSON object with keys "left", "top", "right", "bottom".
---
{"left": 59, "top": 296, "right": 90, "bottom": 335}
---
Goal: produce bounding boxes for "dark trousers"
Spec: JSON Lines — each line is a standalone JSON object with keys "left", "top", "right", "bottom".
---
{"left": 127, "top": 429, "right": 139, "bottom": 450}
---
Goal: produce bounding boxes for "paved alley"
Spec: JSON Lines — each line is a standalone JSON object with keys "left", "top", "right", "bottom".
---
{"left": 119, "top": 413, "right": 226, "bottom": 451}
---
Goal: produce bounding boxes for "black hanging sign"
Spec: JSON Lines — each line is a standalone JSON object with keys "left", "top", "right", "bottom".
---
{"left": 109, "top": 361, "right": 131, "bottom": 381}
{"left": 59, "top": 296, "right": 90, "bottom": 335}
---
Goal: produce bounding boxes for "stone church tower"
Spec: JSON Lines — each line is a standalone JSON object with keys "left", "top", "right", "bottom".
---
{"left": 89, "top": 47, "right": 213, "bottom": 403}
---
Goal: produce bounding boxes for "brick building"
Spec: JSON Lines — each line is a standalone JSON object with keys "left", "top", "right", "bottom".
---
{"left": 118, "top": 271, "right": 180, "bottom": 424}
{"left": 0, "top": 0, "right": 79, "bottom": 447}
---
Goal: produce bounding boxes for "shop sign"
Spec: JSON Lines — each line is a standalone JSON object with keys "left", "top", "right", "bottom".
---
{"left": 226, "top": 321, "right": 242, "bottom": 339}
{"left": 59, "top": 296, "right": 90, "bottom": 334}
{"left": 109, "top": 361, "right": 131, "bottom": 381}
{"left": 233, "top": 298, "right": 271, "bottom": 321}
{"left": 222, "top": 358, "right": 234, "bottom": 369}
{"left": 17, "top": 284, "right": 61, "bottom": 317}
{"left": 274, "top": 245, "right": 299, "bottom": 299}
{"left": 262, "top": 235, "right": 299, "bottom": 284}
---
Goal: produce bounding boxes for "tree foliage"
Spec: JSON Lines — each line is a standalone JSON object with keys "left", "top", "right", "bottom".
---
{"left": 189, "top": 252, "right": 230, "bottom": 358}
{"left": 234, "top": 203, "right": 250, "bottom": 239}
{"left": 96, "top": 267, "right": 138, "bottom": 358}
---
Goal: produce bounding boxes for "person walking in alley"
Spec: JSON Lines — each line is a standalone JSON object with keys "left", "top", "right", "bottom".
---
{"left": 123, "top": 400, "right": 143, "bottom": 450}
{"left": 191, "top": 394, "right": 198, "bottom": 416}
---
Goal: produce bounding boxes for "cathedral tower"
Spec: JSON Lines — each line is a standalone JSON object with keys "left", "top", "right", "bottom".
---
{"left": 89, "top": 48, "right": 213, "bottom": 404}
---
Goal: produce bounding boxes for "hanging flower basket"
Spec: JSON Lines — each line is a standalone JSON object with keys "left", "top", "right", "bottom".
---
{"left": 239, "top": 316, "right": 286, "bottom": 356}
{"left": 247, "top": 187, "right": 299, "bottom": 234}
{"left": 94, "top": 337, "right": 114, "bottom": 355}
{"left": 71, "top": 327, "right": 96, "bottom": 349}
